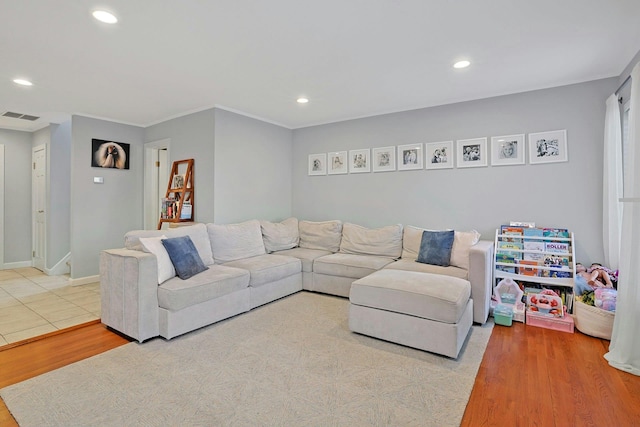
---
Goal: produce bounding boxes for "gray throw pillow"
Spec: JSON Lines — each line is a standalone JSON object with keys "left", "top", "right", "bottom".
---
{"left": 162, "top": 235, "right": 209, "bottom": 280}
{"left": 416, "top": 230, "right": 455, "bottom": 267}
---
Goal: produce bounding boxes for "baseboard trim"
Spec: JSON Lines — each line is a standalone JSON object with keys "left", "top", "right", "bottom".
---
{"left": 70, "top": 275, "right": 100, "bottom": 286}
{"left": 1, "top": 260, "right": 33, "bottom": 270}
{"left": 45, "top": 253, "right": 71, "bottom": 276}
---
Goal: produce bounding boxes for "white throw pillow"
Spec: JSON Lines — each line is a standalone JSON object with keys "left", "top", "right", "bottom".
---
{"left": 450, "top": 230, "right": 481, "bottom": 270}
{"left": 339, "top": 223, "right": 403, "bottom": 258}
{"left": 139, "top": 235, "right": 175, "bottom": 284}
{"left": 260, "top": 218, "right": 299, "bottom": 253}
{"left": 207, "top": 220, "right": 266, "bottom": 263}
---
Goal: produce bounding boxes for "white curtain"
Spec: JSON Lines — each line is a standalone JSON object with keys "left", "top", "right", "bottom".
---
{"left": 605, "top": 63, "right": 640, "bottom": 376}
{"left": 602, "top": 94, "right": 623, "bottom": 269}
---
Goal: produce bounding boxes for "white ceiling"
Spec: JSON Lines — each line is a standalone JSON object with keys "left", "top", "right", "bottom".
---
{"left": 2, "top": 0, "right": 640, "bottom": 132}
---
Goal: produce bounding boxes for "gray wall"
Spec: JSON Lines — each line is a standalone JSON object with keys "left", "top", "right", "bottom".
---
{"left": 292, "top": 78, "right": 618, "bottom": 265}
{"left": 213, "top": 109, "right": 293, "bottom": 223}
{"left": 0, "top": 129, "right": 32, "bottom": 264}
{"left": 70, "top": 116, "right": 145, "bottom": 278}
{"left": 145, "top": 109, "right": 216, "bottom": 223}
{"left": 48, "top": 121, "right": 71, "bottom": 269}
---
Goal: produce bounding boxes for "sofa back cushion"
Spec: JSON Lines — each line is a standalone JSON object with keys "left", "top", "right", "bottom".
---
{"left": 124, "top": 223, "right": 214, "bottom": 266}
{"left": 402, "top": 225, "right": 480, "bottom": 270}
{"left": 207, "top": 220, "right": 266, "bottom": 263}
{"left": 339, "top": 223, "right": 403, "bottom": 258}
{"left": 260, "top": 217, "right": 299, "bottom": 253}
{"left": 299, "top": 220, "right": 343, "bottom": 252}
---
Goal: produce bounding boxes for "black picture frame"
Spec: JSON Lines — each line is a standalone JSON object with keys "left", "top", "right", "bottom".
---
{"left": 91, "top": 138, "right": 130, "bottom": 170}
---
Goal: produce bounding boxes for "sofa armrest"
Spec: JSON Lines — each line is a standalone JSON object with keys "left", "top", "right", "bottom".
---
{"left": 100, "top": 248, "right": 160, "bottom": 342}
{"left": 468, "top": 240, "right": 494, "bottom": 324}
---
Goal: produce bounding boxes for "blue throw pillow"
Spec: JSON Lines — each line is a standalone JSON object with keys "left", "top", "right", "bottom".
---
{"left": 416, "top": 230, "right": 455, "bottom": 267}
{"left": 161, "top": 235, "right": 208, "bottom": 280}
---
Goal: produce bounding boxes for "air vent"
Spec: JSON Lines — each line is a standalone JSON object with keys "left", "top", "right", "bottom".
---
{"left": 2, "top": 111, "right": 40, "bottom": 121}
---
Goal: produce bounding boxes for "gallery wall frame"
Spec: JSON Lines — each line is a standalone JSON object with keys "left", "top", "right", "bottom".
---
{"left": 490, "top": 134, "right": 525, "bottom": 166}
{"left": 372, "top": 146, "right": 396, "bottom": 172}
{"left": 528, "top": 129, "right": 568, "bottom": 164}
{"left": 308, "top": 153, "right": 327, "bottom": 175}
{"left": 425, "top": 141, "right": 454, "bottom": 170}
{"left": 349, "top": 148, "right": 371, "bottom": 173}
{"left": 328, "top": 151, "right": 348, "bottom": 175}
{"left": 397, "top": 143, "right": 423, "bottom": 171}
{"left": 456, "top": 137, "right": 487, "bottom": 168}
{"left": 92, "top": 139, "right": 130, "bottom": 169}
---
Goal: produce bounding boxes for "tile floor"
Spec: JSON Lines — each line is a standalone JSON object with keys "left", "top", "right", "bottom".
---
{"left": 0, "top": 267, "right": 100, "bottom": 347}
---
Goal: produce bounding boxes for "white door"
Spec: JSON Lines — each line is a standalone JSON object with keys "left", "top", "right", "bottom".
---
{"left": 143, "top": 139, "right": 170, "bottom": 230}
{"left": 32, "top": 145, "right": 46, "bottom": 271}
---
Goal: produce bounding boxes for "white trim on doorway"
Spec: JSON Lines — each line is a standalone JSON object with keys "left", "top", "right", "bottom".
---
{"left": 0, "top": 144, "right": 4, "bottom": 269}
{"left": 144, "top": 139, "right": 171, "bottom": 230}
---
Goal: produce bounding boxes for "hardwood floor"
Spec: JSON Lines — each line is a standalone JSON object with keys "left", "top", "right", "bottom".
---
{"left": 1, "top": 320, "right": 638, "bottom": 426}
{"left": 462, "top": 322, "right": 640, "bottom": 426}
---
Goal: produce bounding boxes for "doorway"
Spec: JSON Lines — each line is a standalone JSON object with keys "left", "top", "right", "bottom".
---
{"left": 144, "top": 139, "right": 170, "bottom": 230}
{"left": 32, "top": 145, "right": 46, "bottom": 271}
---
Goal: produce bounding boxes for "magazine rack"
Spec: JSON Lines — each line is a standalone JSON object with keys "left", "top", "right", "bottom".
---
{"left": 157, "top": 159, "right": 194, "bottom": 229}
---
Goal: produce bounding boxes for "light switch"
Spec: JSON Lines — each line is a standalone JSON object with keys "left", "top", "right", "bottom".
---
{"left": 94, "top": 177, "right": 104, "bottom": 184}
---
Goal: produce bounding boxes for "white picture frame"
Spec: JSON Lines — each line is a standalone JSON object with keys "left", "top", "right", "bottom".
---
{"left": 456, "top": 138, "right": 488, "bottom": 168}
{"left": 327, "top": 151, "right": 348, "bottom": 175}
{"left": 349, "top": 148, "right": 370, "bottom": 173}
{"left": 372, "top": 146, "right": 396, "bottom": 172}
{"left": 491, "top": 134, "right": 525, "bottom": 166}
{"left": 397, "top": 143, "right": 423, "bottom": 171}
{"left": 425, "top": 141, "right": 454, "bottom": 170}
{"left": 308, "top": 153, "right": 327, "bottom": 175}
{"left": 528, "top": 130, "right": 568, "bottom": 164}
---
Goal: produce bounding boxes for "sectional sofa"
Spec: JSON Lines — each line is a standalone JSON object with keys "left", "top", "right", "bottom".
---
{"left": 100, "top": 218, "right": 493, "bottom": 357}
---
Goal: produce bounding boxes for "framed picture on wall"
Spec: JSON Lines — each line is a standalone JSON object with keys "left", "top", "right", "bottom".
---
{"left": 91, "top": 139, "right": 130, "bottom": 169}
{"left": 490, "top": 134, "right": 525, "bottom": 166}
{"left": 425, "top": 141, "right": 454, "bottom": 170}
{"left": 328, "top": 151, "right": 348, "bottom": 175}
{"left": 456, "top": 137, "right": 488, "bottom": 168}
{"left": 349, "top": 149, "right": 371, "bottom": 173}
{"left": 308, "top": 153, "right": 327, "bottom": 175}
{"left": 372, "top": 146, "right": 396, "bottom": 172}
{"left": 528, "top": 130, "right": 568, "bottom": 164}
{"left": 397, "top": 143, "right": 423, "bottom": 171}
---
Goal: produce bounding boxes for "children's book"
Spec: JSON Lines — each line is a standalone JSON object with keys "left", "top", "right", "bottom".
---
{"left": 544, "top": 241, "right": 570, "bottom": 254}
{"left": 497, "top": 241, "right": 523, "bottom": 260}
{"left": 542, "top": 228, "right": 569, "bottom": 238}
{"left": 523, "top": 227, "right": 544, "bottom": 240}
{"left": 518, "top": 260, "right": 539, "bottom": 276}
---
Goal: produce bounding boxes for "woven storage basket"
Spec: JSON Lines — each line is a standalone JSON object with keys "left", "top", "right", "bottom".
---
{"left": 574, "top": 299, "right": 615, "bottom": 340}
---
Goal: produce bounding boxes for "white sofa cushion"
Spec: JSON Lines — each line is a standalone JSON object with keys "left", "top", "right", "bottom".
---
{"left": 260, "top": 217, "right": 299, "bottom": 252}
{"left": 339, "top": 223, "right": 403, "bottom": 258}
{"left": 299, "top": 220, "right": 343, "bottom": 252}
{"left": 207, "top": 220, "right": 266, "bottom": 263}
{"left": 124, "top": 223, "right": 214, "bottom": 266}
{"left": 401, "top": 225, "right": 480, "bottom": 270}
{"left": 223, "top": 254, "right": 301, "bottom": 287}
{"left": 158, "top": 265, "right": 250, "bottom": 311}
{"left": 139, "top": 235, "right": 175, "bottom": 284}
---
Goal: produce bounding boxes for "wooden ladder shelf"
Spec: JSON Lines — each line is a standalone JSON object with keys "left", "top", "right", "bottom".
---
{"left": 157, "top": 159, "right": 194, "bottom": 229}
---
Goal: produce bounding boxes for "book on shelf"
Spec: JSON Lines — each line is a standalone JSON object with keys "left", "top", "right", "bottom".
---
{"left": 496, "top": 253, "right": 517, "bottom": 273}
{"left": 518, "top": 260, "right": 539, "bottom": 276}
{"left": 523, "top": 227, "right": 544, "bottom": 240}
{"left": 497, "top": 241, "right": 523, "bottom": 260}
{"left": 180, "top": 202, "right": 192, "bottom": 219}
{"left": 542, "top": 228, "right": 570, "bottom": 238}
{"left": 544, "top": 241, "right": 570, "bottom": 254}
{"left": 523, "top": 240, "right": 544, "bottom": 252}
{"left": 500, "top": 225, "right": 524, "bottom": 241}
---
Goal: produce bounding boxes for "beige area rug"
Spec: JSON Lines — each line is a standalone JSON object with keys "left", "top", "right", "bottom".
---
{"left": 2, "top": 292, "right": 493, "bottom": 426}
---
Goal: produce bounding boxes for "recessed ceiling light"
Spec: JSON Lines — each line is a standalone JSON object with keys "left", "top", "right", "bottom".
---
{"left": 297, "top": 97, "right": 309, "bottom": 104}
{"left": 453, "top": 60, "right": 471, "bottom": 69}
{"left": 13, "top": 78, "right": 33, "bottom": 86}
{"left": 92, "top": 10, "right": 118, "bottom": 24}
